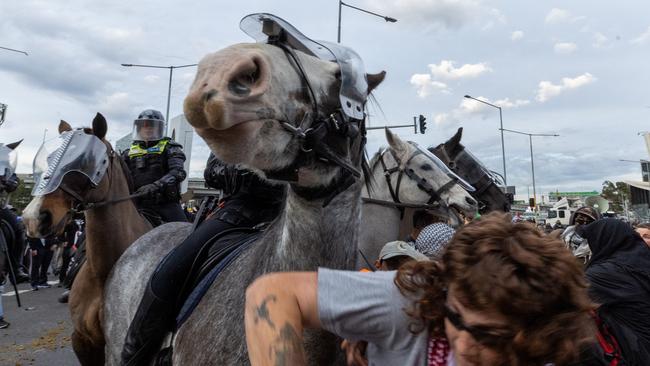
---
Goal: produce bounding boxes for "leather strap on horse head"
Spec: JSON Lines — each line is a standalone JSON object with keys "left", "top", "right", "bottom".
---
{"left": 377, "top": 147, "right": 459, "bottom": 218}
{"left": 263, "top": 40, "right": 364, "bottom": 206}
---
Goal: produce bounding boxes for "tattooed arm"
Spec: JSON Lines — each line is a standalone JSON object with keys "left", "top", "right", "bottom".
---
{"left": 245, "top": 272, "right": 320, "bottom": 366}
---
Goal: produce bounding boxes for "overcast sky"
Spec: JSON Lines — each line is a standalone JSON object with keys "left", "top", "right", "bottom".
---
{"left": 2, "top": 0, "right": 650, "bottom": 201}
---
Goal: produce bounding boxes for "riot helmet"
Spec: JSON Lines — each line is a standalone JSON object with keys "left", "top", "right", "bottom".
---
{"left": 133, "top": 109, "right": 165, "bottom": 142}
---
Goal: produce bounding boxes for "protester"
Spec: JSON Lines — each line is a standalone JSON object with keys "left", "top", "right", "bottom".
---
{"left": 634, "top": 222, "right": 650, "bottom": 248}
{"left": 245, "top": 213, "right": 597, "bottom": 366}
{"left": 579, "top": 219, "right": 650, "bottom": 364}
{"left": 404, "top": 210, "right": 436, "bottom": 243}
{"left": 374, "top": 240, "right": 428, "bottom": 271}
{"left": 0, "top": 279, "right": 8, "bottom": 329}
{"left": 561, "top": 207, "right": 601, "bottom": 262}
{"left": 414, "top": 222, "right": 456, "bottom": 259}
{"left": 28, "top": 236, "right": 54, "bottom": 290}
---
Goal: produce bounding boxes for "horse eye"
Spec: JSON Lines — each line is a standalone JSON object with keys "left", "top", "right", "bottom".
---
{"left": 420, "top": 164, "right": 433, "bottom": 171}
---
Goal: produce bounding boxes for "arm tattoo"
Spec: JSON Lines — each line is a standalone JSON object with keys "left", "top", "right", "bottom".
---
{"left": 272, "top": 323, "right": 306, "bottom": 366}
{"left": 254, "top": 294, "right": 277, "bottom": 330}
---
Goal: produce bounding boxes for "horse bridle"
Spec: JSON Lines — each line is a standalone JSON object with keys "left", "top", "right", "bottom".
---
{"left": 372, "top": 145, "right": 460, "bottom": 211}
{"left": 262, "top": 38, "right": 367, "bottom": 206}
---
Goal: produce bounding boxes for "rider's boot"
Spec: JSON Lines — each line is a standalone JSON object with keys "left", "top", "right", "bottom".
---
{"left": 120, "top": 284, "right": 172, "bottom": 366}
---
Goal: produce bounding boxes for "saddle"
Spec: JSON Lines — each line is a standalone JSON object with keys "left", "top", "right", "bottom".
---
{"left": 152, "top": 225, "right": 263, "bottom": 366}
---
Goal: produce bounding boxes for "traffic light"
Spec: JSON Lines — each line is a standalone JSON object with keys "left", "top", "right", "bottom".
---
{"left": 529, "top": 197, "right": 536, "bottom": 208}
{"left": 418, "top": 114, "right": 427, "bottom": 134}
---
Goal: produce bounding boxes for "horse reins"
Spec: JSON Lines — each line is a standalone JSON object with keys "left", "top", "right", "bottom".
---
{"left": 261, "top": 36, "right": 365, "bottom": 207}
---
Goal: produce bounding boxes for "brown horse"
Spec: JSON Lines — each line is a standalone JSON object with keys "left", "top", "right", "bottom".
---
{"left": 22, "top": 114, "right": 152, "bottom": 365}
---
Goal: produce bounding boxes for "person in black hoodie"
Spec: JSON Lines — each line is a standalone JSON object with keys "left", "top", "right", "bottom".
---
{"left": 579, "top": 219, "right": 650, "bottom": 365}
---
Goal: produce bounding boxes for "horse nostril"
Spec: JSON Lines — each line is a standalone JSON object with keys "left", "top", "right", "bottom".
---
{"left": 228, "top": 58, "right": 261, "bottom": 97}
{"left": 466, "top": 196, "right": 477, "bottom": 206}
{"left": 38, "top": 210, "right": 52, "bottom": 233}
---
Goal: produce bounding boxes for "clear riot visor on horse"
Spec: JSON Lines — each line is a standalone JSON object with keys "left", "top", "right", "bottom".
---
{"left": 408, "top": 142, "right": 476, "bottom": 192}
{"left": 32, "top": 130, "right": 109, "bottom": 196}
{"left": 0, "top": 144, "right": 17, "bottom": 178}
{"left": 240, "top": 13, "right": 368, "bottom": 120}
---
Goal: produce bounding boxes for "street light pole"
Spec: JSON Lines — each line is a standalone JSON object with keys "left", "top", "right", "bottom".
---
{"left": 501, "top": 128, "right": 559, "bottom": 211}
{"left": 464, "top": 95, "right": 507, "bottom": 185}
{"left": 121, "top": 63, "right": 198, "bottom": 134}
{"left": 0, "top": 46, "right": 28, "bottom": 56}
{"left": 337, "top": 1, "right": 397, "bottom": 43}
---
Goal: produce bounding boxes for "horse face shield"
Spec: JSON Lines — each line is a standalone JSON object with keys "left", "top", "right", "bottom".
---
{"left": 240, "top": 13, "right": 369, "bottom": 121}
{"left": 32, "top": 130, "right": 109, "bottom": 197}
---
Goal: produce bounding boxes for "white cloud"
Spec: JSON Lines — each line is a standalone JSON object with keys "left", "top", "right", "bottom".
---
{"left": 427, "top": 60, "right": 492, "bottom": 80}
{"left": 368, "top": 0, "right": 503, "bottom": 31}
{"left": 493, "top": 98, "right": 530, "bottom": 108}
{"left": 554, "top": 42, "right": 577, "bottom": 54}
{"left": 433, "top": 96, "right": 529, "bottom": 125}
{"left": 545, "top": 8, "right": 571, "bottom": 24}
{"left": 144, "top": 75, "right": 160, "bottom": 83}
{"left": 592, "top": 32, "right": 609, "bottom": 48}
{"left": 630, "top": 26, "right": 650, "bottom": 44}
{"left": 536, "top": 73, "right": 596, "bottom": 102}
{"left": 511, "top": 30, "right": 524, "bottom": 41}
{"left": 410, "top": 74, "right": 449, "bottom": 98}
{"left": 545, "top": 8, "right": 584, "bottom": 24}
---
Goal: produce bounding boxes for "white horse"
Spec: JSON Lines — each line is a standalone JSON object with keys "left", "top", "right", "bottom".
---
{"left": 358, "top": 129, "right": 478, "bottom": 267}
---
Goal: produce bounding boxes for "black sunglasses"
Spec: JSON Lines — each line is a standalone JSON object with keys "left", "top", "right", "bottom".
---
{"left": 444, "top": 304, "right": 514, "bottom": 347}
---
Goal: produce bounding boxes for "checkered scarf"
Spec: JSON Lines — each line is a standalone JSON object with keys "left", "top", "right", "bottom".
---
{"left": 415, "top": 223, "right": 456, "bottom": 259}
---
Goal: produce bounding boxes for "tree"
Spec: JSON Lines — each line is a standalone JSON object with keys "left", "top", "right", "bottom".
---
{"left": 6, "top": 179, "right": 33, "bottom": 214}
{"left": 601, "top": 180, "right": 630, "bottom": 213}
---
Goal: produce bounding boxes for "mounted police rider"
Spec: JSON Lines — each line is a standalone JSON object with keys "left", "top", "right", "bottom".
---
{"left": 122, "top": 109, "right": 188, "bottom": 223}
{"left": 121, "top": 153, "right": 285, "bottom": 366}
{"left": 0, "top": 141, "right": 29, "bottom": 284}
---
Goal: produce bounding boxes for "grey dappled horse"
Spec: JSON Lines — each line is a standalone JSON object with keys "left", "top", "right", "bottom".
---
{"left": 103, "top": 16, "right": 385, "bottom": 365}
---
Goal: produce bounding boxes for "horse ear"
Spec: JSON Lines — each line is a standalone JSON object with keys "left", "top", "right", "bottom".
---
{"left": 5, "top": 139, "right": 23, "bottom": 150}
{"left": 385, "top": 128, "right": 408, "bottom": 159}
{"left": 59, "top": 120, "right": 73, "bottom": 134}
{"left": 367, "top": 71, "right": 386, "bottom": 94}
{"left": 444, "top": 127, "right": 463, "bottom": 153}
{"left": 92, "top": 113, "right": 108, "bottom": 140}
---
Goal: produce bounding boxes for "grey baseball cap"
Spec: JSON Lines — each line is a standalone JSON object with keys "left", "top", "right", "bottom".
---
{"left": 379, "top": 241, "right": 429, "bottom": 262}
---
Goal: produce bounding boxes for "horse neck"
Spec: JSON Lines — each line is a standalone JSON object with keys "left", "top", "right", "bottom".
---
{"left": 84, "top": 158, "right": 149, "bottom": 280}
{"left": 270, "top": 181, "right": 362, "bottom": 271}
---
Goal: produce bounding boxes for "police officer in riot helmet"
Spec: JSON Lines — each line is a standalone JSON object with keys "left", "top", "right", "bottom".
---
{"left": 121, "top": 153, "right": 285, "bottom": 365}
{"left": 122, "top": 109, "right": 187, "bottom": 223}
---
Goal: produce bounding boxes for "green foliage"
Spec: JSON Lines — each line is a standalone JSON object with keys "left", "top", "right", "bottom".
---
{"left": 5, "top": 180, "right": 33, "bottom": 214}
{"left": 601, "top": 180, "right": 630, "bottom": 213}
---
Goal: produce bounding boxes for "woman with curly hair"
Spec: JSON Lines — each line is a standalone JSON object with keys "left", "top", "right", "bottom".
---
{"left": 244, "top": 213, "right": 599, "bottom": 366}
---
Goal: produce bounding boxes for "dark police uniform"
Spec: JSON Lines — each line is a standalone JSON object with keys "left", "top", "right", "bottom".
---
{"left": 122, "top": 137, "right": 188, "bottom": 223}
{"left": 0, "top": 172, "right": 29, "bottom": 282}
{"left": 120, "top": 154, "right": 285, "bottom": 366}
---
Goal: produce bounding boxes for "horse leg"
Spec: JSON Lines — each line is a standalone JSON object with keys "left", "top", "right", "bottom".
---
{"left": 69, "top": 267, "right": 106, "bottom": 365}
{"left": 72, "top": 330, "right": 105, "bottom": 366}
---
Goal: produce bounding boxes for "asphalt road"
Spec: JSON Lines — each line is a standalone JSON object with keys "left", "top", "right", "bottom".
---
{"left": 0, "top": 277, "right": 78, "bottom": 366}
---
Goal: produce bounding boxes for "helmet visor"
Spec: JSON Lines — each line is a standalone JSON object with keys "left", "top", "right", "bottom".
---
{"left": 133, "top": 119, "right": 165, "bottom": 142}
{"left": 240, "top": 13, "right": 368, "bottom": 120}
{"left": 0, "top": 144, "right": 17, "bottom": 179}
{"left": 409, "top": 141, "right": 475, "bottom": 192}
{"left": 32, "top": 130, "right": 109, "bottom": 196}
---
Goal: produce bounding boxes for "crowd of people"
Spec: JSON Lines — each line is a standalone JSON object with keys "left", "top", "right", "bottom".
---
{"left": 245, "top": 209, "right": 650, "bottom": 366}
{"left": 2, "top": 108, "right": 650, "bottom": 365}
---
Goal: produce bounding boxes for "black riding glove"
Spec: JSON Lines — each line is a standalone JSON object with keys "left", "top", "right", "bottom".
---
{"left": 135, "top": 182, "right": 161, "bottom": 199}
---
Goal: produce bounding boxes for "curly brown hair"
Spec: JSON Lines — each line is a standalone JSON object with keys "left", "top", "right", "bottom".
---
{"left": 395, "top": 212, "right": 596, "bottom": 366}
